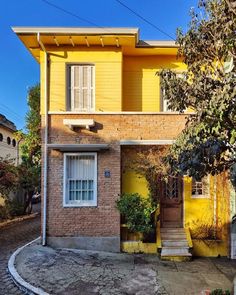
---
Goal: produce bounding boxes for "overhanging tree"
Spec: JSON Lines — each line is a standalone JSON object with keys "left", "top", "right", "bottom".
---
{"left": 160, "top": 0, "right": 236, "bottom": 180}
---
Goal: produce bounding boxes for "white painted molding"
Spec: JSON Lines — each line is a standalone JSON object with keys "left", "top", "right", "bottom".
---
{"left": 8, "top": 237, "right": 49, "bottom": 295}
{"left": 49, "top": 111, "right": 191, "bottom": 115}
{"left": 63, "top": 119, "right": 95, "bottom": 130}
{"left": 120, "top": 140, "right": 175, "bottom": 145}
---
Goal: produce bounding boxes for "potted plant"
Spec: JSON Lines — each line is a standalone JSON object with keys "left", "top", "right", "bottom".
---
{"left": 116, "top": 193, "right": 156, "bottom": 242}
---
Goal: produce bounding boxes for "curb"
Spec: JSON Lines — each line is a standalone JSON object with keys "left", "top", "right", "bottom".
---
{"left": 0, "top": 213, "right": 39, "bottom": 229}
{"left": 8, "top": 237, "right": 50, "bottom": 295}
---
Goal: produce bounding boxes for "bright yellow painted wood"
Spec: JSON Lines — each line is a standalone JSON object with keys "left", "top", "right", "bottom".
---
{"left": 40, "top": 47, "right": 122, "bottom": 114}
{"left": 123, "top": 55, "right": 186, "bottom": 111}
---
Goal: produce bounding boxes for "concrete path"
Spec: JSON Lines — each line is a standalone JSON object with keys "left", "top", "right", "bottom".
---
{"left": 0, "top": 207, "right": 40, "bottom": 295}
{"left": 14, "top": 241, "right": 236, "bottom": 295}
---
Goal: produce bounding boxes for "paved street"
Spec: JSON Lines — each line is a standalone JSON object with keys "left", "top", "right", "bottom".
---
{"left": 15, "top": 243, "right": 236, "bottom": 295}
{"left": 0, "top": 208, "right": 40, "bottom": 295}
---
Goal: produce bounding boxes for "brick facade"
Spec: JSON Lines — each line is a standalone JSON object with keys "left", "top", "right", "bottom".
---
{"left": 42, "top": 113, "right": 187, "bottom": 250}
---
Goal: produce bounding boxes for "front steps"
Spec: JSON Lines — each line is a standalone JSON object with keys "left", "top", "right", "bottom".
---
{"left": 160, "top": 228, "right": 192, "bottom": 261}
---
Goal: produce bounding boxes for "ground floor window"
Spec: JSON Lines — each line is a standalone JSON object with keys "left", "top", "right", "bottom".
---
{"left": 63, "top": 153, "right": 97, "bottom": 207}
{"left": 191, "top": 176, "right": 210, "bottom": 198}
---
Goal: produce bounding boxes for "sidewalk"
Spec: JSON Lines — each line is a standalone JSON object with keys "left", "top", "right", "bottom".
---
{"left": 11, "top": 240, "right": 236, "bottom": 295}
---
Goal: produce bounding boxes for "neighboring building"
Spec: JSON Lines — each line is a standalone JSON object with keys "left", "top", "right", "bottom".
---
{"left": 0, "top": 114, "right": 19, "bottom": 164}
{"left": 13, "top": 27, "right": 234, "bottom": 258}
{"left": 0, "top": 114, "right": 20, "bottom": 206}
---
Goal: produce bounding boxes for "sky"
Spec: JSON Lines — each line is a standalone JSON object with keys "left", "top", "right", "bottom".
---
{"left": 0, "top": 0, "right": 199, "bottom": 130}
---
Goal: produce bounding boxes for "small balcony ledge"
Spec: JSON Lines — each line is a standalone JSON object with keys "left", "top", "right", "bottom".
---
{"left": 63, "top": 119, "right": 95, "bottom": 130}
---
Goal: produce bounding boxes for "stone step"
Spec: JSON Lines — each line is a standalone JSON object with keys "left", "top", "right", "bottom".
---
{"left": 161, "top": 233, "right": 187, "bottom": 240}
{"left": 161, "top": 247, "right": 192, "bottom": 257}
{"left": 161, "top": 228, "right": 186, "bottom": 233}
{"left": 162, "top": 240, "right": 189, "bottom": 247}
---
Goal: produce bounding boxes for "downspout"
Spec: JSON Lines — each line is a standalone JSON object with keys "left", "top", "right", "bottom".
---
{"left": 37, "top": 32, "right": 48, "bottom": 246}
{"left": 213, "top": 175, "right": 217, "bottom": 238}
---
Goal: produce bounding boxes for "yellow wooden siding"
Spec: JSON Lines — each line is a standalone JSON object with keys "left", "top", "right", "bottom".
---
{"left": 40, "top": 51, "right": 45, "bottom": 114}
{"left": 40, "top": 47, "right": 122, "bottom": 114}
{"left": 123, "top": 55, "right": 186, "bottom": 112}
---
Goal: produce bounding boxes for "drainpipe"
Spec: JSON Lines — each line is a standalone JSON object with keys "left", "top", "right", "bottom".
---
{"left": 37, "top": 32, "right": 48, "bottom": 246}
{"left": 213, "top": 175, "right": 217, "bottom": 238}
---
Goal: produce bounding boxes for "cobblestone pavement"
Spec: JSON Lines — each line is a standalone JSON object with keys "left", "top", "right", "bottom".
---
{"left": 0, "top": 210, "right": 40, "bottom": 295}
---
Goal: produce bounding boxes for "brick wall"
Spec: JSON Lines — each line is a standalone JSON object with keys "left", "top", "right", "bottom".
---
{"left": 42, "top": 114, "right": 187, "bottom": 239}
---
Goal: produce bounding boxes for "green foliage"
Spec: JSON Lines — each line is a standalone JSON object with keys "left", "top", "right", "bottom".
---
{"left": 123, "top": 147, "right": 170, "bottom": 203}
{"left": 0, "top": 199, "right": 25, "bottom": 221}
{"left": 210, "top": 289, "right": 230, "bottom": 295}
{"left": 160, "top": 0, "right": 236, "bottom": 180}
{"left": 5, "top": 199, "right": 25, "bottom": 217}
{"left": 116, "top": 193, "right": 156, "bottom": 234}
{"left": 0, "top": 157, "right": 18, "bottom": 196}
{"left": 20, "top": 84, "right": 41, "bottom": 167}
{"left": 0, "top": 205, "right": 10, "bottom": 221}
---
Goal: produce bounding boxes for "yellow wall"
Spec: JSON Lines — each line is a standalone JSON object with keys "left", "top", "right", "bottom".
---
{"left": 123, "top": 55, "right": 186, "bottom": 111}
{"left": 40, "top": 47, "right": 122, "bottom": 114}
{"left": 184, "top": 174, "right": 230, "bottom": 257}
{"left": 122, "top": 167, "right": 230, "bottom": 257}
{"left": 40, "top": 47, "right": 187, "bottom": 114}
{"left": 122, "top": 171, "right": 149, "bottom": 198}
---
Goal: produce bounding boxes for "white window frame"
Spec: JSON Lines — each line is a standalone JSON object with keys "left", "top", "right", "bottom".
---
{"left": 63, "top": 152, "right": 97, "bottom": 207}
{"left": 191, "top": 175, "right": 210, "bottom": 199}
{"left": 68, "top": 64, "right": 95, "bottom": 112}
{"left": 160, "top": 72, "right": 185, "bottom": 112}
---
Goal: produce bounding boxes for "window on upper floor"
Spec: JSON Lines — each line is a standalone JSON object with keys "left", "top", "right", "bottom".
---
{"left": 191, "top": 176, "right": 210, "bottom": 198}
{"left": 7, "top": 136, "right": 11, "bottom": 145}
{"left": 67, "top": 64, "right": 95, "bottom": 112}
{"left": 63, "top": 153, "right": 97, "bottom": 207}
{"left": 0, "top": 133, "right": 3, "bottom": 142}
{"left": 160, "top": 72, "right": 185, "bottom": 112}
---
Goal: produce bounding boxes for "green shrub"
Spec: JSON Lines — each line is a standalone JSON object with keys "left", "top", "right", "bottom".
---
{"left": 116, "top": 193, "right": 155, "bottom": 234}
{"left": 0, "top": 205, "right": 10, "bottom": 221}
{"left": 210, "top": 289, "right": 230, "bottom": 295}
{"left": 5, "top": 199, "right": 25, "bottom": 217}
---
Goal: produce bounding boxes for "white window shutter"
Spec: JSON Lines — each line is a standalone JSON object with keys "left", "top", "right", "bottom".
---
{"left": 69, "top": 65, "right": 95, "bottom": 112}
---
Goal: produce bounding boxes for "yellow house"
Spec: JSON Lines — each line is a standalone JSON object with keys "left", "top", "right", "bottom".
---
{"left": 13, "top": 27, "right": 234, "bottom": 259}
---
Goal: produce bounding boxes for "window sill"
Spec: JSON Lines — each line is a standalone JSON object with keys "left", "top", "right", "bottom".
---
{"left": 63, "top": 203, "right": 97, "bottom": 208}
{"left": 48, "top": 111, "right": 193, "bottom": 115}
{"left": 191, "top": 195, "right": 210, "bottom": 199}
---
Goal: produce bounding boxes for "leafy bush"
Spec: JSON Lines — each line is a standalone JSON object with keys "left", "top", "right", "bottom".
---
{"left": 5, "top": 199, "right": 25, "bottom": 217}
{"left": 0, "top": 205, "right": 10, "bottom": 221}
{"left": 210, "top": 289, "right": 230, "bottom": 295}
{"left": 116, "top": 193, "right": 155, "bottom": 234}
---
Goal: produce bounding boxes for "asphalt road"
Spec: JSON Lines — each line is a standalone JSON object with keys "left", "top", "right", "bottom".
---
{"left": 0, "top": 206, "right": 40, "bottom": 295}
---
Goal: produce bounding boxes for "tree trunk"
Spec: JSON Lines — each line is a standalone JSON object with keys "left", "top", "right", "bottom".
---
{"left": 23, "top": 190, "right": 34, "bottom": 214}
